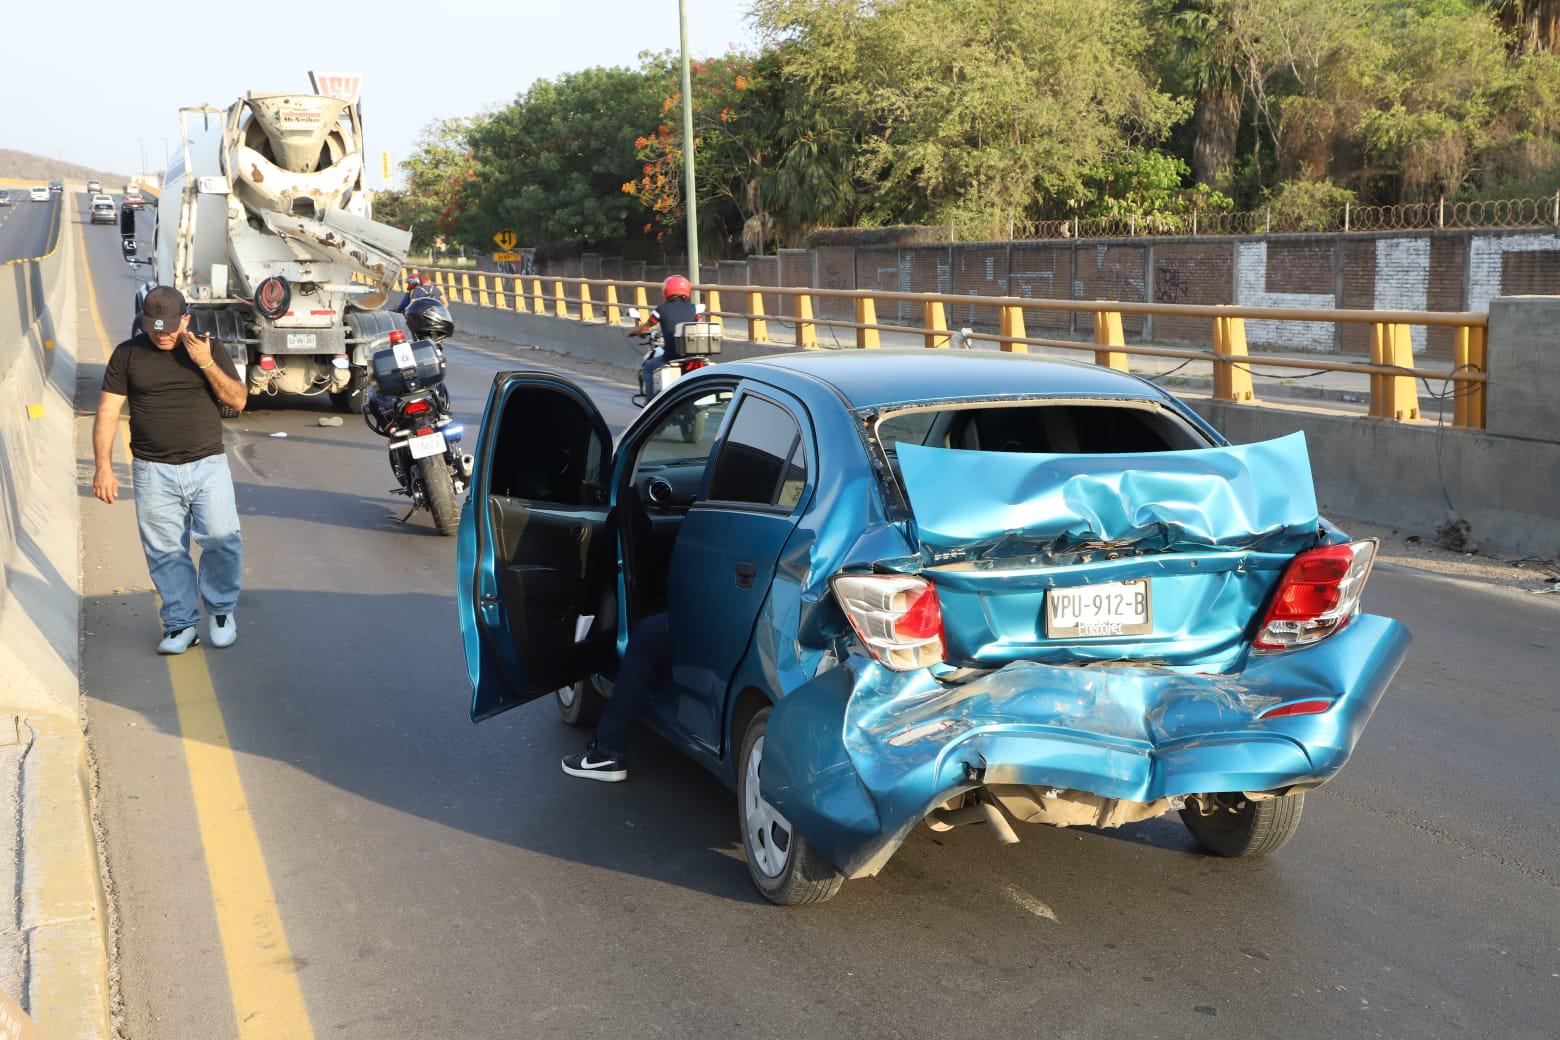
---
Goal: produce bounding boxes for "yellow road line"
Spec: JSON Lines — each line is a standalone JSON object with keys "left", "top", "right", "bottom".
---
{"left": 78, "top": 218, "right": 316, "bottom": 1039}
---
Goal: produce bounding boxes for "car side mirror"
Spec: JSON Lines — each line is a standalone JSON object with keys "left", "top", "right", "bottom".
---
{"left": 119, "top": 205, "right": 135, "bottom": 237}
{"left": 627, "top": 307, "right": 642, "bottom": 323}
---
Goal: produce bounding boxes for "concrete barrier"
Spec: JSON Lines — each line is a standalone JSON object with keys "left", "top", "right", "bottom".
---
{"left": 454, "top": 296, "right": 1560, "bottom": 560}
{"left": 0, "top": 203, "right": 112, "bottom": 1036}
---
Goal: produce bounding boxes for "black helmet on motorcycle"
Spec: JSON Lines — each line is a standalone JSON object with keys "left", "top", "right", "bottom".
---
{"left": 404, "top": 297, "right": 455, "bottom": 341}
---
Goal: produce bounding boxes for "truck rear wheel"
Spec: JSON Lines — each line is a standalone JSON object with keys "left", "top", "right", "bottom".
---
{"left": 329, "top": 365, "right": 369, "bottom": 413}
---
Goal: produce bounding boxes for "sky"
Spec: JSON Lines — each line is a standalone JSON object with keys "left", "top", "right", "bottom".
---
{"left": 2, "top": 0, "right": 758, "bottom": 187}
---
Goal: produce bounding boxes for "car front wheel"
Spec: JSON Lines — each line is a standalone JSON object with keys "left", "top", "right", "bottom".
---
{"left": 1180, "top": 791, "right": 1305, "bottom": 857}
{"left": 737, "top": 707, "right": 844, "bottom": 906}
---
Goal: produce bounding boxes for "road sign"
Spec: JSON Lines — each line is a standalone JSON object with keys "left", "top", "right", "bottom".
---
{"left": 493, "top": 229, "right": 518, "bottom": 251}
{"left": 492, "top": 251, "right": 521, "bottom": 262}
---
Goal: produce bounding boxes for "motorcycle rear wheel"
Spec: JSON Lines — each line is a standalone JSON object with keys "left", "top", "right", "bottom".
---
{"left": 417, "top": 455, "right": 461, "bottom": 536}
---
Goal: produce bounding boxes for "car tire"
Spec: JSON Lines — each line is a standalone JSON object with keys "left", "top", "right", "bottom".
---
{"left": 737, "top": 706, "right": 845, "bottom": 906}
{"left": 329, "top": 365, "right": 369, "bottom": 414}
{"left": 555, "top": 678, "right": 606, "bottom": 727}
{"left": 1180, "top": 791, "right": 1305, "bottom": 857}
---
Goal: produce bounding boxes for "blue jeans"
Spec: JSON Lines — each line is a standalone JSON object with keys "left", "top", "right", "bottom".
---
{"left": 132, "top": 454, "right": 243, "bottom": 634}
{"left": 640, "top": 347, "right": 666, "bottom": 397}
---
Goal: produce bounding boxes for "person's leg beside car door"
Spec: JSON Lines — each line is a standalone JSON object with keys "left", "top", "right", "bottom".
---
{"left": 594, "top": 612, "right": 671, "bottom": 759}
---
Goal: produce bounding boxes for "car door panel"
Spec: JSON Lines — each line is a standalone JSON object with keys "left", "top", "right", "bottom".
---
{"left": 661, "top": 388, "right": 814, "bottom": 753}
{"left": 460, "top": 371, "right": 616, "bottom": 722}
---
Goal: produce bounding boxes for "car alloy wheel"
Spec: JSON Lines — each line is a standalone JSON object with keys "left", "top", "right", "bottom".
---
{"left": 743, "top": 736, "right": 793, "bottom": 879}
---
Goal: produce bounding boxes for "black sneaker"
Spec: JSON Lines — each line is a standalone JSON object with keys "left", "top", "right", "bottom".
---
{"left": 562, "top": 742, "right": 627, "bottom": 783}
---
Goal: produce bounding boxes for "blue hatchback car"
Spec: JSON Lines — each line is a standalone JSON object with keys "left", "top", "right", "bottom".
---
{"left": 457, "top": 351, "right": 1410, "bottom": 905}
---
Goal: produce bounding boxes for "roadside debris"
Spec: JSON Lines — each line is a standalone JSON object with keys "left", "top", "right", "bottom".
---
{"left": 318, "top": 416, "right": 344, "bottom": 427}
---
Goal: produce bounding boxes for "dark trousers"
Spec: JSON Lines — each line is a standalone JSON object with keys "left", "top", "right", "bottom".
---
{"left": 595, "top": 613, "right": 671, "bottom": 759}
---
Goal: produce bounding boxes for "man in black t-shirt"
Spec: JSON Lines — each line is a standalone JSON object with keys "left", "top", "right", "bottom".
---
{"left": 92, "top": 286, "right": 249, "bottom": 655}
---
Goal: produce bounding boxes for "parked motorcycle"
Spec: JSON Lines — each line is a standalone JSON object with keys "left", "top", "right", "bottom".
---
{"left": 362, "top": 304, "right": 469, "bottom": 535}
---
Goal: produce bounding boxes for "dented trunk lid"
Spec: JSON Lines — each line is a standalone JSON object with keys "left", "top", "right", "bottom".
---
{"left": 892, "top": 432, "right": 1321, "bottom": 671}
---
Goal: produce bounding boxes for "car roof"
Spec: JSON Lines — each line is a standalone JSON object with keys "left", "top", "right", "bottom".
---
{"left": 732, "top": 349, "right": 1170, "bottom": 410}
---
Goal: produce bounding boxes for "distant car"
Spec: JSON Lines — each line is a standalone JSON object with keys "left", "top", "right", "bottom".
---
{"left": 48, "top": 181, "right": 62, "bottom": 193}
{"left": 90, "top": 193, "right": 113, "bottom": 206}
{"left": 90, "top": 200, "right": 115, "bottom": 224}
{"left": 122, "top": 186, "right": 147, "bottom": 206}
{"left": 30, "top": 186, "right": 49, "bottom": 202}
{"left": 87, "top": 179, "right": 101, "bottom": 193}
{"left": 0, "top": 190, "right": 11, "bottom": 206}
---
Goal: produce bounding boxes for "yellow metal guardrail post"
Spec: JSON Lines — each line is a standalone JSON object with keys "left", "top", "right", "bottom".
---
{"left": 856, "top": 297, "right": 880, "bottom": 348}
{"left": 705, "top": 288, "right": 722, "bottom": 328}
{"left": 999, "top": 304, "right": 1027, "bottom": 353}
{"left": 532, "top": 278, "right": 545, "bottom": 312}
{"left": 923, "top": 300, "right": 949, "bottom": 348}
{"left": 1453, "top": 325, "right": 1487, "bottom": 429}
{"left": 477, "top": 274, "right": 491, "bottom": 308}
{"left": 747, "top": 289, "right": 768, "bottom": 343}
{"left": 1093, "top": 310, "right": 1129, "bottom": 371}
{"left": 460, "top": 272, "right": 474, "bottom": 304}
{"left": 580, "top": 282, "right": 596, "bottom": 323}
{"left": 795, "top": 293, "right": 818, "bottom": 349}
{"left": 605, "top": 284, "right": 621, "bottom": 324}
{"left": 1370, "top": 322, "right": 1421, "bottom": 420}
{"left": 554, "top": 280, "right": 568, "bottom": 319}
{"left": 493, "top": 275, "right": 507, "bottom": 309}
{"left": 1211, "top": 314, "right": 1256, "bottom": 402}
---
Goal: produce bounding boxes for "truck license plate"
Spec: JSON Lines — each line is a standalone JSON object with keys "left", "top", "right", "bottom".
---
{"left": 1045, "top": 579, "right": 1152, "bottom": 638}
{"left": 407, "top": 432, "right": 446, "bottom": 460}
{"left": 286, "top": 333, "right": 317, "bottom": 350}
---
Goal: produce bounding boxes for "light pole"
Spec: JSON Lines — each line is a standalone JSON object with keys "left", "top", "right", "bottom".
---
{"left": 679, "top": 0, "right": 700, "bottom": 301}
{"left": 134, "top": 138, "right": 146, "bottom": 184}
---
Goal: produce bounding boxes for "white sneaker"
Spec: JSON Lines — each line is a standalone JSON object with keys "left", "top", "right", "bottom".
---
{"left": 208, "top": 612, "right": 237, "bottom": 649}
{"left": 157, "top": 627, "right": 199, "bottom": 655}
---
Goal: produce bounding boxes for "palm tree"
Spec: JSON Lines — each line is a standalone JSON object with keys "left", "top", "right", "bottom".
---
{"left": 1169, "top": 2, "right": 1243, "bottom": 191}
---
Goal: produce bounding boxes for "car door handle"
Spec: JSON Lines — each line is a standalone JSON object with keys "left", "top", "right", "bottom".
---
{"left": 734, "top": 561, "right": 757, "bottom": 589}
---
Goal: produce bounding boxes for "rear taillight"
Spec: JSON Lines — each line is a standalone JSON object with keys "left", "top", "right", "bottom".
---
{"left": 258, "top": 354, "right": 276, "bottom": 371}
{"left": 402, "top": 398, "right": 431, "bottom": 416}
{"left": 683, "top": 358, "right": 708, "bottom": 371}
{"left": 831, "top": 574, "right": 945, "bottom": 671}
{"left": 1253, "top": 539, "right": 1377, "bottom": 652}
{"left": 389, "top": 329, "right": 407, "bottom": 345}
{"left": 1258, "top": 699, "right": 1334, "bottom": 719}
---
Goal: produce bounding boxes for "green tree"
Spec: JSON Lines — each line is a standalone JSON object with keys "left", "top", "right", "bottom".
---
{"left": 753, "top": 0, "right": 1187, "bottom": 239}
{"left": 462, "top": 64, "right": 665, "bottom": 253}
{"left": 373, "top": 117, "right": 480, "bottom": 251}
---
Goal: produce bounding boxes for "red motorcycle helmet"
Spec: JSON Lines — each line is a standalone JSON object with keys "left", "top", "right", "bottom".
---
{"left": 663, "top": 274, "right": 692, "bottom": 300}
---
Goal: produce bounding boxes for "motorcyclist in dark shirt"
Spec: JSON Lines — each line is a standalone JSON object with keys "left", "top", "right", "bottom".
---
{"left": 629, "top": 275, "right": 698, "bottom": 393}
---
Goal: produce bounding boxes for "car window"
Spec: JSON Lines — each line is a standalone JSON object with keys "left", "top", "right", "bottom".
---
{"left": 705, "top": 395, "right": 804, "bottom": 507}
{"left": 631, "top": 389, "right": 732, "bottom": 479}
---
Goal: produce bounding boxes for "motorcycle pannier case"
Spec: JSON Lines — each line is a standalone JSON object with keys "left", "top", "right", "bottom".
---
{"left": 370, "top": 340, "right": 446, "bottom": 396}
{"left": 675, "top": 321, "right": 722, "bottom": 356}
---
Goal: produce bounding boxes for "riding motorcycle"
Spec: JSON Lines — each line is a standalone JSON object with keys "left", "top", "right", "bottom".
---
{"left": 362, "top": 301, "right": 470, "bottom": 536}
{"left": 626, "top": 305, "right": 722, "bottom": 411}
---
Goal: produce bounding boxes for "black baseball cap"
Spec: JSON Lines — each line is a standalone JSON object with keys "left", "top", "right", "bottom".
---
{"left": 142, "top": 286, "right": 186, "bottom": 335}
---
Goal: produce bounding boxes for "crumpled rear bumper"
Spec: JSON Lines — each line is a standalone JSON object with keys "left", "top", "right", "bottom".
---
{"left": 761, "top": 615, "right": 1410, "bottom": 878}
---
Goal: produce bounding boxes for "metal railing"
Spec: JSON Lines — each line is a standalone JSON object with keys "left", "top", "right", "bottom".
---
{"left": 1011, "top": 192, "right": 1560, "bottom": 240}
{"left": 416, "top": 266, "right": 1490, "bottom": 429}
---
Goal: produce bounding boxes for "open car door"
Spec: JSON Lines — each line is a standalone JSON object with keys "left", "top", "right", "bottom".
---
{"left": 458, "top": 372, "right": 617, "bottom": 721}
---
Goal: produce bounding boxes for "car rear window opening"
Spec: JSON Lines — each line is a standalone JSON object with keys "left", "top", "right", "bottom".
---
{"left": 875, "top": 401, "right": 1207, "bottom": 457}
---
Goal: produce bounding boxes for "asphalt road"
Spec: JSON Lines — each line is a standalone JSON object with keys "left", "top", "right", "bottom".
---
{"left": 0, "top": 189, "right": 57, "bottom": 261}
{"left": 69, "top": 190, "right": 1560, "bottom": 1040}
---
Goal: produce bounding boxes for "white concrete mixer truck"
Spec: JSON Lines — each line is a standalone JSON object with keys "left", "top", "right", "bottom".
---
{"left": 122, "top": 92, "right": 412, "bottom": 414}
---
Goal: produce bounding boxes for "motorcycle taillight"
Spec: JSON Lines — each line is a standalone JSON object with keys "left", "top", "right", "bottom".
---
{"left": 402, "top": 398, "right": 431, "bottom": 416}
{"left": 683, "top": 358, "right": 708, "bottom": 371}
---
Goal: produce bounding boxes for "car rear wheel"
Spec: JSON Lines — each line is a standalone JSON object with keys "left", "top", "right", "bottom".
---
{"left": 1180, "top": 791, "right": 1305, "bottom": 857}
{"left": 737, "top": 707, "right": 844, "bottom": 906}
